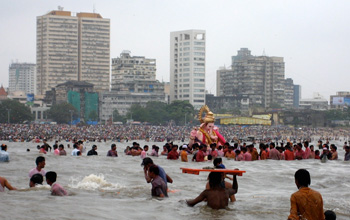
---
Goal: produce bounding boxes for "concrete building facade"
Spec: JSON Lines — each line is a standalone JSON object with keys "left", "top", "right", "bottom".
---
{"left": 299, "top": 93, "right": 328, "bottom": 110}
{"left": 36, "top": 9, "right": 110, "bottom": 96}
{"left": 170, "top": 30, "right": 206, "bottom": 110}
{"left": 330, "top": 91, "right": 350, "bottom": 109}
{"left": 8, "top": 63, "right": 36, "bottom": 95}
{"left": 217, "top": 48, "right": 285, "bottom": 109}
{"left": 284, "top": 78, "right": 295, "bottom": 109}
{"left": 293, "top": 85, "right": 301, "bottom": 108}
{"left": 100, "top": 51, "right": 166, "bottom": 122}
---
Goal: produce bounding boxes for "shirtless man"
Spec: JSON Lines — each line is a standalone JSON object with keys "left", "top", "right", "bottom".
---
{"left": 186, "top": 171, "right": 238, "bottom": 209}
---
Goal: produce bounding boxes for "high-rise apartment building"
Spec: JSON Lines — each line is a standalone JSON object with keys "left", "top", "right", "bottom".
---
{"left": 36, "top": 9, "right": 110, "bottom": 96}
{"left": 284, "top": 78, "right": 295, "bottom": 109}
{"left": 293, "top": 85, "right": 301, "bottom": 108}
{"left": 100, "top": 51, "right": 165, "bottom": 121}
{"left": 170, "top": 30, "right": 206, "bottom": 110}
{"left": 8, "top": 63, "right": 36, "bottom": 94}
{"left": 111, "top": 51, "right": 158, "bottom": 91}
{"left": 217, "top": 48, "right": 285, "bottom": 108}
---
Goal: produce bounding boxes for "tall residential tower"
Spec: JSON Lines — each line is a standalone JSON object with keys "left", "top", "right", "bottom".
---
{"left": 170, "top": 30, "right": 206, "bottom": 109}
{"left": 217, "top": 48, "right": 285, "bottom": 108}
{"left": 8, "top": 62, "right": 36, "bottom": 94}
{"left": 36, "top": 9, "right": 110, "bottom": 96}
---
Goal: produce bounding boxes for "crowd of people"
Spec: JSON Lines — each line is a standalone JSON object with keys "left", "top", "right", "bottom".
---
{"left": 1, "top": 123, "right": 350, "bottom": 144}
{"left": 1, "top": 101, "right": 347, "bottom": 219}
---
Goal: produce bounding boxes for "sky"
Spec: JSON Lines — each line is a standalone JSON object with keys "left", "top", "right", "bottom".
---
{"left": 1, "top": 0, "right": 349, "bottom": 102}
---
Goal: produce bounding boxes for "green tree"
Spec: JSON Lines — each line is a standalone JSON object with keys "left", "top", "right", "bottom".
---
{"left": 47, "top": 102, "right": 77, "bottom": 124}
{"left": 144, "top": 101, "right": 169, "bottom": 125}
{"left": 112, "top": 109, "right": 126, "bottom": 123}
{"left": 0, "top": 99, "right": 33, "bottom": 123}
{"left": 126, "top": 104, "right": 148, "bottom": 122}
{"left": 167, "top": 100, "right": 195, "bottom": 125}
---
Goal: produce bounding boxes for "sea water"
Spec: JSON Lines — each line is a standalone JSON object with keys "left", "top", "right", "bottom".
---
{"left": 1, "top": 140, "right": 349, "bottom": 220}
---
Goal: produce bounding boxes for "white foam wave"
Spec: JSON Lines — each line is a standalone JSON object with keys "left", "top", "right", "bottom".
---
{"left": 69, "top": 174, "right": 125, "bottom": 191}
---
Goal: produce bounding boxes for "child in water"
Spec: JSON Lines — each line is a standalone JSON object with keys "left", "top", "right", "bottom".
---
{"left": 186, "top": 171, "right": 238, "bottom": 209}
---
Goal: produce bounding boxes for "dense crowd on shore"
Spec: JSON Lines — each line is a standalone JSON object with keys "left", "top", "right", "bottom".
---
{"left": 1, "top": 123, "right": 350, "bottom": 143}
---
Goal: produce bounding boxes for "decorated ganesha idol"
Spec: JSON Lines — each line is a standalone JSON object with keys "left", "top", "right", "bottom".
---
{"left": 189, "top": 105, "right": 226, "bottom": 147}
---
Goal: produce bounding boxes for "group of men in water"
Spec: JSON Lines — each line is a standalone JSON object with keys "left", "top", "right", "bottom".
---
{"left": 0, "top": 105, "right": 345, "bottom": 219}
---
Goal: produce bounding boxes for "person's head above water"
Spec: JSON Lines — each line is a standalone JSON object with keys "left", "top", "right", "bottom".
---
{"left": 294, "top": 169, "right": 311, "bottom": 188}
{"left": 208, "top": 172, "right": 223, "bottom": 189}
{"left": 30, "top": 173, "right": 43, "bottom": 187}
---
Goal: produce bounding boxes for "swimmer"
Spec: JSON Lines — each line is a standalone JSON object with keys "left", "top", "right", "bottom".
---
{"left": 148, "top": 165, "right": 168, "bottom": 198}
{"left": 0, "top": 176, "right": 17, "bottom": 191}
{"left": 0, "top": 144, "right": 9, "bottom": 162}
{"left": 107, "top": 143, "right": 118, "bottom": 157}
{"left": 29, "top": 156, "right": 46, "bottom": 178}
{"left": 142, "top": 157, "right": 173, "bottom": 189}
{"left": 59, "top": 144, "right": 67, "bottom": 156}
{"left": 186, "top": 171, "right": 238, "bottom": 209}
{"left": 29, "top": 173, "right": 44, "bottom": 187}
{"left": 208, "top": 158, "right": 236, "bottom": 202}
{"left": 45, "top": 171, "right": 67, "bottom": 196}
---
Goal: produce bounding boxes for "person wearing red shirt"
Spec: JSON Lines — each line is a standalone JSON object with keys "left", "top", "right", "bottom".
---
{"left": 285, "top": 144, "right": 295, "bottom": 160}
{"left": 196, "top": 144, "right": 206, "bottom": 162}
{"left": 167, "top": 146, "right": 179, "bottom": 160}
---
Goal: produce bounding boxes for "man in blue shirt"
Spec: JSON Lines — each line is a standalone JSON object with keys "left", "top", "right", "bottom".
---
{"left": 142, "top": 157, "right": 173, "bottom": 189}
{"left": 0, "top": 144, "right": 9, "bottom": 162}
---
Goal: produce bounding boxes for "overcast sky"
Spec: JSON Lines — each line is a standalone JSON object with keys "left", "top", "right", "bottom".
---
{"left": 1, "top": 0, "right": 349, "bottom": 101}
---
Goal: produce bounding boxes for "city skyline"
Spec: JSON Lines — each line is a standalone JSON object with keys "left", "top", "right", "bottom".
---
{"left": 1, "top": 0, "right": 349, "bottom": 101}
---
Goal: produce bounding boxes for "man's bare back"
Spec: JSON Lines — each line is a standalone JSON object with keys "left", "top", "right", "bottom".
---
{"left": 186, "top": 172, "right": 238, "bottom": 209}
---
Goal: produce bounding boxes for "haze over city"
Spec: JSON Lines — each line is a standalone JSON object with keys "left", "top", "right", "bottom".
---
{"left": 1, "top": 0, "right": 349, "bottom": 101}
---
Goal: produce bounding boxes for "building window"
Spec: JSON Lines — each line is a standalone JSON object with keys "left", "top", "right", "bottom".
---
{"left": 194, "top": 94, "right": 204, "bottom": 97}
{"left": 194, "top": 89, "right": 205, "bottom": 92}
{"left": 194, "top": 47, "right": 205, "bottom": 51}
{"left": 194, "top": 41, "right": 205, "bottom": 45}
{"left": 194, "top": 68, "right": 205, "bottom": 72}
{"left": 194, "top": 52, "right": 205, "bottom": 56}
{"left": 194, "top": 78, "right": 204, "bottom": 82}
{"left": 194, "top": 73, "right": 205, "bottom": 77}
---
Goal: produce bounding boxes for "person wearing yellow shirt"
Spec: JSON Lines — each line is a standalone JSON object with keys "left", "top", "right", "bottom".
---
{"left": 288, "top": 169, "right": 324, "bottom": 220}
